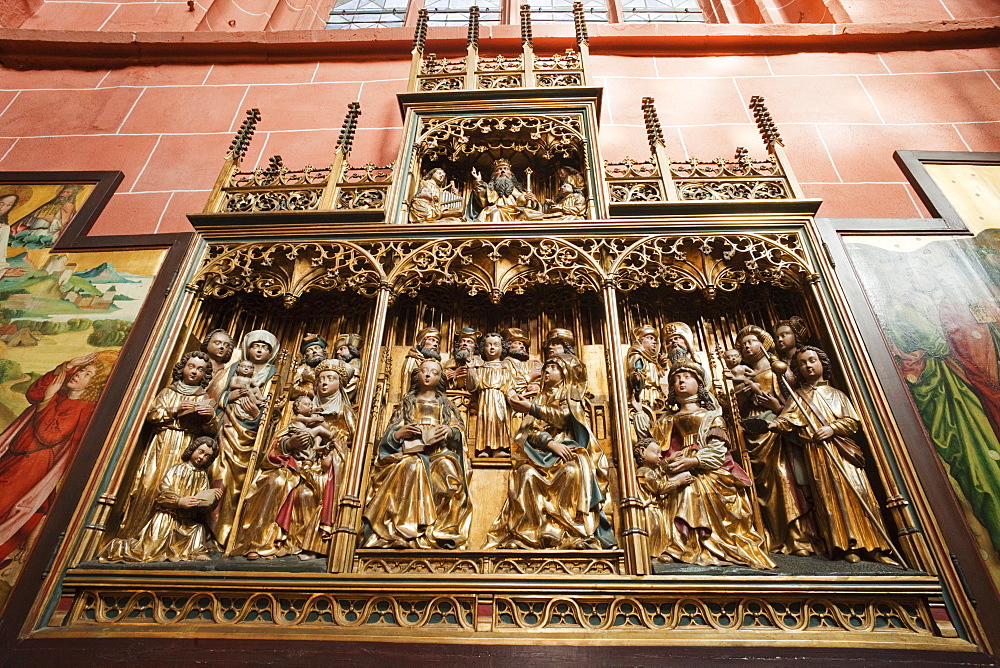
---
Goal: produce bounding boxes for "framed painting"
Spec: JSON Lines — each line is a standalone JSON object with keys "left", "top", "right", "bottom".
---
{"left": 0, "top": 171, "right": 193, "bottom": 625}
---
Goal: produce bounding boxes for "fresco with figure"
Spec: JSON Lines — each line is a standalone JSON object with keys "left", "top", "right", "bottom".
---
{"left": 846, "top": 229, "right": 1000, "bottom": 586}
{"left": 0, "top": 182, "right": 166, "bottom": 612}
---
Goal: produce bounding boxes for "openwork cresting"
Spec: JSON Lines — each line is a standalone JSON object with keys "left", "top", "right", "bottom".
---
{"left": 188, "top": 233, "right": 817, "bottom": 307}
{"left": 209, "top": 104, "right": 394, "bottom": 214}
{"left": 66, "top": 588, "right": 933, "bottom": 637}
{"left": 605, "top": 97, "right": 797, "bottom": 204}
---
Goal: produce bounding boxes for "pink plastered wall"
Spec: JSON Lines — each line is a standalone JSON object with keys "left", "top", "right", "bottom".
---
{"left": 593, "top": 48, "right": 1000, "bottom": 219}
{"left": 0, "top": 59, "right": 409, "bottom": 235}
{"left": 0, "top": 47, "right": 998, "bottom": 233}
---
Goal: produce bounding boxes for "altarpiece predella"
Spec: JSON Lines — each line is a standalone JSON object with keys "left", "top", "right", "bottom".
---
{"left": 25, "top": 12, "right": 985, "bottom": 654}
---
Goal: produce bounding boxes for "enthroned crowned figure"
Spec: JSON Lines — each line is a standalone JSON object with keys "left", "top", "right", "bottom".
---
{"left": 469, "top": 159, "right": 542, "bottom": 222}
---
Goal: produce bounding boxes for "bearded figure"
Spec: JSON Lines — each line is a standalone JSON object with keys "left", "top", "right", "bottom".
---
{"left": 469, "top": 159, "right": 541, "bottom": 222}
{"left": 401, "top": 327, "right": 444, "bottom": 393}
{"left": 333, "top": 333, "right": 363, "bottom": 400}
{"left": 662, "top": 322, "right": 712, "bottom": 383}
{"left": 291, "top": 333, "right": 328, "bottom": 399}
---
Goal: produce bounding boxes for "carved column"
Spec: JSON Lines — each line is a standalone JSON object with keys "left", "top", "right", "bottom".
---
{"left": 328, "top": 283, "right": 393, "bottom": 572}
{"left": 601, "top": 282, "right": 650, "bottom": 575}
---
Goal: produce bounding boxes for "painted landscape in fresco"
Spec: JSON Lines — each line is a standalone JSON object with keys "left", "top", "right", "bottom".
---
{"left": 0, "top": 189, "right": 165, "bottom": 610}
{"left": 846, "top": 229, "right": 1000, "bottom": 583}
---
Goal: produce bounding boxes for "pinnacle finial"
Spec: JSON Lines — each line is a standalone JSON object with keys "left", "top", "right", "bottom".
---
{"left": 641, "top": 97, "right": 664, "bottom": 149}
{"left": 520, "top": 4, "right": 533, "bottom": 47}
{"left": 467, "top": 6, "right": 480, "bottom": 49}
{"left": 228, "top": 108, "right": 261, "bottom": 163}
{"left": 749, "top": 96, "right": 783, "bottom": 148}
{"left": 573, "top": 2, "right": 588, "bottom": 46}
{"left": 337, "top": 102, "right": 362, "bottom": 155}
{"left": 413, "top": 9, "right": 428, "bottom": 52}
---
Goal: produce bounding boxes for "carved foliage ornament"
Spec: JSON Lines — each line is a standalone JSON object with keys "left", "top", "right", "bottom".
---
{"left": 611, "top": 234, "right": 815, "bottom": 298}
{"left": 415, "top": 115, "right": 585, "bottom": 163}
{"left": 190, "top": 234, "right": 815, "bottom": 306}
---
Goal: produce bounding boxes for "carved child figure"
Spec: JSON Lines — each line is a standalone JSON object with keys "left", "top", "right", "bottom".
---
{"left": 228, "top": 360, "right": 265, "bottom": 412}
{"left": 467, "top": 332, "right": 516, "bottom": 457}
{"left": 287, "top": 393, "right": 335, "bottom": 461}
{"left": 720, "top": 347, "right": 762, "bottom": 396}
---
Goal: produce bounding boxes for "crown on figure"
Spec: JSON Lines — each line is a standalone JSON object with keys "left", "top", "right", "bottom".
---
{"left": 492, "top": 159, "right": 512, "bottom": 173}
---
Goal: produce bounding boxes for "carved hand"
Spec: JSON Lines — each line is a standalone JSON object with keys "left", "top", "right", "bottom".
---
{"left": 548, "top": 441, "right": 575, "bottom": 462}
{"left": 667, "top": 456, "right": 698, "bottom": 473}
{"left": 507, "top": 394, "right": 532, "bottom": 414}
{"left": 426, "top": 425, "right": 452, "bottom": 446}
{"left": 395, "top": 423, "right": 422, "bottom": 439}
{"left": 813, "top": 425, "right": 835, "bottom": 441}
{"left": 178, "top": 496, "right": 201, "bottom": 509}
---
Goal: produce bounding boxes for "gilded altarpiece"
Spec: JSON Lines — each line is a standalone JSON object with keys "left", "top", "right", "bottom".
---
{"left": 13, "top": 22, "right": 992, "bottom": 655}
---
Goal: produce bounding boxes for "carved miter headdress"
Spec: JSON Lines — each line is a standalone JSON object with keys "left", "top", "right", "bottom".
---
{"left": 632, "top": 324, "right": 658, "bottom": 344}
{"left": 333, "top": 333, "right": 363, "bottom": 350}
{"left": 775, "top": 315, "right": 810, "bottom": 347}
{"left": 736, "top": 324, "right": 775, "bottom": 353}
{"left": 544, "top": 327, "right": 576, "bottom": 348}
{"left": 299, "top": 332, "right": 328, "bottom": 355}
{"left": 241, "top": 329, "right": 280, "bottom": 365}
{"left": 314, "top": 358, "right": 354, "bottom": 383}
{"left": 414, "top": 326, "right": 441, "bottom": 347}
{"left": 662, "top": 321, "right": 696, "bottom": 352}
{"left": 501, "top": 327, "right": 529, "bottom": 345}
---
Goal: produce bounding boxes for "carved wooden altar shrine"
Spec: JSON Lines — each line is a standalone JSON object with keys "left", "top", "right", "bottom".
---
{"left": 23, "top": 4, "right": 982, "bottom": 654}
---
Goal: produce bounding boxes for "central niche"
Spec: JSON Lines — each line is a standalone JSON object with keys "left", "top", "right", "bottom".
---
{"left": 374, "top": 285, "right": 616, "bottom": 553}
{"left": 399, "top": 112, "right": 597, "bottom": 224}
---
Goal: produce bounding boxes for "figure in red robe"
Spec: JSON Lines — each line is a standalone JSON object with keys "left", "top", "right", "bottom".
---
{"left": 0, "top": 352, "right": 114, "bottom": 564}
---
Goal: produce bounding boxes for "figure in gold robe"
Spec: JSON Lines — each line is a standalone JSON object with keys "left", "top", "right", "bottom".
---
{"left": 647, "top": 363, "right": 774, "bottom": 569}
{"left": 542, "top": 182, "right": 587, "bottom": 220}
{"left": 332, "top": 333, "right": 363, "bottom": 401}
{"left": 467, "top": 332, "right": 516, "bottom": 457}
{"left": 201, "top": 328, "right": 236, "bottom": 402}
{"left": 408, "top": 167, "right": 464, "bottom": 223}
{"left": 290, "top": 332, "right": 328, "bottom": 399}
{"left": 470, "top": 159, "right": 541, "bottom": 222}
{"left": 768, "top": 346, "right": 897, "bottom": 564}
{"left": 230, "top": 360, "right": 356, "bottom": 559}
{"left": 209, "top": 329, "right": 280, "bottom": 548}
{"left": 100, "top": 437, "right": 222, "bottom": 563}
{"left": 102, "top": 352, "right": 214, "bottom": 547}
{"left": 486, "top": 354, "right": 616, "bottom": 550}
{"left": 736, "top": 325, "right": 819, "bottom": 556}
{"left": 627, "top": 324, "right": 670, "bottom": 438}
{"left": 362, "top": 359, "right": 472, "bottom": 549}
